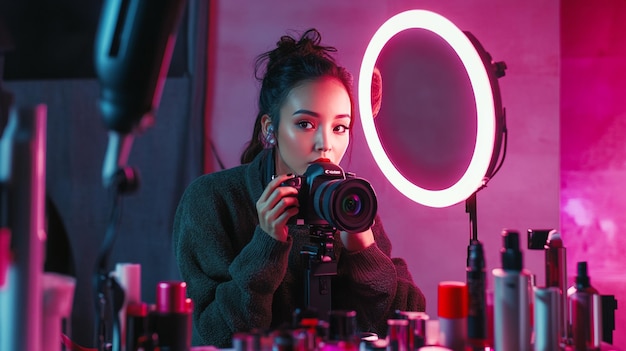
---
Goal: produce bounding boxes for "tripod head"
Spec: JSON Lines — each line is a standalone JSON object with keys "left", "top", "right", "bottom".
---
{"left": 303, "top": 225, "right": 337, "bottom": 262}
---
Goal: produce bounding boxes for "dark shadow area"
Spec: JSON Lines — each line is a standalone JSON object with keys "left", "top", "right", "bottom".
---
{"left": 0, "top": 0, "right": 188, "bottom": 81}
{"left": 45, "top": 195, "right": 75, "bottom": 276}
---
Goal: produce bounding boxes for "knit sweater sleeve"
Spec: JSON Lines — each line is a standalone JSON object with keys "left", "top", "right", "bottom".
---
{"left": 333, "top": 216, "right": 426, "bottom": 336}
{"left": 172, "top": 171, "right": 291, "bottom": 348}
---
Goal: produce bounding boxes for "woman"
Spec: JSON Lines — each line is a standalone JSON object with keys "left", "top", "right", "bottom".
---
{"left": 172, "top": 28, "right": 425, "bottom": 348}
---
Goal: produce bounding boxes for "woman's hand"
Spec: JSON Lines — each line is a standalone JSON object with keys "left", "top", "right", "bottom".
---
{"left": 340, "top": 228, "right": 375, "bottom": 252}
{"left": 256, "top": 174, "right": 299, "bottom": 242}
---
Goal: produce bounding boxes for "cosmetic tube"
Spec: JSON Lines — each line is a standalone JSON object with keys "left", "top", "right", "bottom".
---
{"left": 492, "top": 230, "right": 531, "bottom": 351}
{"left": 437, "top": 281, "right": 468, "bottom": 351}
{"left": 533, "top": 287, "right": 560, "bottom": 351}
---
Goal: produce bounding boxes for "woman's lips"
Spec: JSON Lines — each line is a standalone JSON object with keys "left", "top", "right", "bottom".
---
{"left": 310, "top": 158, "right": 331, "bottom": 163}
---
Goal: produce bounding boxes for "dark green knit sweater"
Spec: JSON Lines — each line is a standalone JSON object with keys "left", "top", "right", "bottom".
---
{"left": 172, "top": 150, "right": 426, "bottom": 347}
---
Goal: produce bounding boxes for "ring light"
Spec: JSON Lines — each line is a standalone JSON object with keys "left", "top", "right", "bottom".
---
{"left": 359, "top": 10, "right": 505, "bottom": 208}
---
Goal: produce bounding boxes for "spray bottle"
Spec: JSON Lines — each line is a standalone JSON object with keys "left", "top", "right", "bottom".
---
{"left": 567, "top": 262, "right": 602, "bottom": 351}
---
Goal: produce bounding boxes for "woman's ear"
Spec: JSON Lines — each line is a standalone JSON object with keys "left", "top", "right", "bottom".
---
{"left": 260, "top": 114, "right": 272, "bottom": 135}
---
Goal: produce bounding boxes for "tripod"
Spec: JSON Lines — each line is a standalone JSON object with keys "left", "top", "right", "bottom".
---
{"left": 300, "top": 225, "right": 338, "bottom": 322}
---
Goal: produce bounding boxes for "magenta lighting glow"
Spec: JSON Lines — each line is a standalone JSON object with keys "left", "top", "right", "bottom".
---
{"left": 359, "top": 10, "right": 498, "bottom": 208}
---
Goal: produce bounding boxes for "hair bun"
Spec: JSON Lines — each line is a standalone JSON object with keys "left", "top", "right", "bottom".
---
{"left": 264, "top": 29, "right": 337, "bottom": 75}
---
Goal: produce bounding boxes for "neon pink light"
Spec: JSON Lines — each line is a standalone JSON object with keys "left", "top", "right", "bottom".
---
{"left": 359, "top": 10, "right": 496, "bottom": 208}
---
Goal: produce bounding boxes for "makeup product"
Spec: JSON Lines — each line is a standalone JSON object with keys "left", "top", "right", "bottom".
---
{"left": 395, "top": 311, "right": 429, "bottom": 350}
{"left": 41, "top": 273, "right": 76, "bottom": 351}
{"left": 386, "top": 319, "right": 409, "bottom": 351}
{"left": 115, "top": 262, "right": 142, "bottom": 351}
{"left": 567, "top": 262, "right": 602, "bottom": 351}
{"left": 544, "top": 230, "right": 567, "bottom": 344}
{"left": 148, "top": 281, "right": 193, "bottom": 351}
{"left": 437, "top": 281, "right": 468, "bottom": 351}
{"left": 492, "top": 230, "right": 531, "bottom": 351}
{"left": 466, "top": 240, "right": 487, "bottom": 349}
{"left": 322, "top": 310, "right": 359, "bottom": 351}
{"left": 126, "top": 302, "right": 148, "bottom": 351}
{"left": 233, "top": 332, "right": 250, "bottom": 351}
{"left": 533, "top": 287, "right": 560, "bottom": 351}
{"left": 272, "top": 328, "right": 295, "bottom": 351}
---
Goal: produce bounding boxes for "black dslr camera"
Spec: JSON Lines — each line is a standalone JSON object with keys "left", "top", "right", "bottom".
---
{"left": 281, "top": 160, "right": 377, "bottom": 233}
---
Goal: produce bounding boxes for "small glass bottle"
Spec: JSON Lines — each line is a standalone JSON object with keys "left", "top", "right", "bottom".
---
{"left": 567, "top": 261, "right": 602, "bottom": 351}
{"left": 386, "top": 319, "right": 409, "bottom": 351}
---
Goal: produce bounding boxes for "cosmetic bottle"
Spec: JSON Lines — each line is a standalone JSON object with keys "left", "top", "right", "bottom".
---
{"left": 321, "top": 310, "right": 359, "bottom": 351}
{"left": 466, "top": 240, "right": 488, "bottom": 349}
{"left": 148, "top": 281, "right": 193, "bottom": 351}
{"left": 395, "top": 310, "right": 429, "bottom": 350}
{"left": 126, "top": 302, "right": 148, "bottom": 351}
{"left": 437, "top": 281, "right": 468, "bottom": 351}
{"left": 386, "top": 319, "right": 409, "bottom": 351}
{"left": 492, "top": 230, "right": 531, "bottom": 351}
{"left": 544, "top": 230, "right": 568, "bottom": 344}
{"left": 567, "top": 262, "right": 602, "bottom": 351}
{"left": 533, "top": 287, "right": 560, "bottom": 351}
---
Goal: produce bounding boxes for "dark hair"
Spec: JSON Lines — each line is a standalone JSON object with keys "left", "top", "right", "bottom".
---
{"left": 240, "top": 28, "right": 354, "bottom": 164}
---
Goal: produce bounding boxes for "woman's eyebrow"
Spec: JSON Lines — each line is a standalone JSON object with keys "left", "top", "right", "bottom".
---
{"left": 293, "top": 109, "right": 350, "bottom": 119}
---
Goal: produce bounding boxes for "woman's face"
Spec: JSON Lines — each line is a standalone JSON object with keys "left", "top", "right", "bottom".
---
{"left": 274, "top": 76, "right": 352, "bottom": 176}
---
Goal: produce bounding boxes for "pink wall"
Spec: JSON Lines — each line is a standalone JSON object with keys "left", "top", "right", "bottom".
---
{"left": 206, "top": 0, "right": 626, "bottom": 345}
{"left": 561, "top": 0, "right": 626, "bottom": 347}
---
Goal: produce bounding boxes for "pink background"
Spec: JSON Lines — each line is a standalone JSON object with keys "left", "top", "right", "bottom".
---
{"left": 561, "top": 0, "right": 626, "bottom": 345}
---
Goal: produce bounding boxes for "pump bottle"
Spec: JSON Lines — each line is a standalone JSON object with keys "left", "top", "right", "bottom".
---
{"left": 492, "top": 230, "right": 531, "bottom": 351}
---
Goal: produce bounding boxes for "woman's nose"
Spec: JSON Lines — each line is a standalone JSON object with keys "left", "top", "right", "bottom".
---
{"left": 315, "top": 130, "right": 331, "bottom": 152}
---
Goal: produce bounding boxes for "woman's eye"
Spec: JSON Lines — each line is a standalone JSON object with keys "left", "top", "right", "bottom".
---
{"left": 297, "top": 121, "right": 314, "bottom": 129}
{"left": 334, "top": 125, "right": 349, "bottom": 133}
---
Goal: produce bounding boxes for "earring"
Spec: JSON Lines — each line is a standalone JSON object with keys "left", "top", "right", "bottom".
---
{"left": 265, "top": 125, "right": 276, "bottom": 147}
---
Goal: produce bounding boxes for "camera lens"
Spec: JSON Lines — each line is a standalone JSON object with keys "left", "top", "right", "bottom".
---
{"left": 342, "top": 194, "right": 362, "bottom": 216}
{"left": 314, "top": 178, "right": 377, "bottom": 233}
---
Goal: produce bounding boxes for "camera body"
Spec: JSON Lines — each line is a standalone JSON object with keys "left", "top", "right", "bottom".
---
{"left": 281, "top": 160, "right": 377, "bottom": 234}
